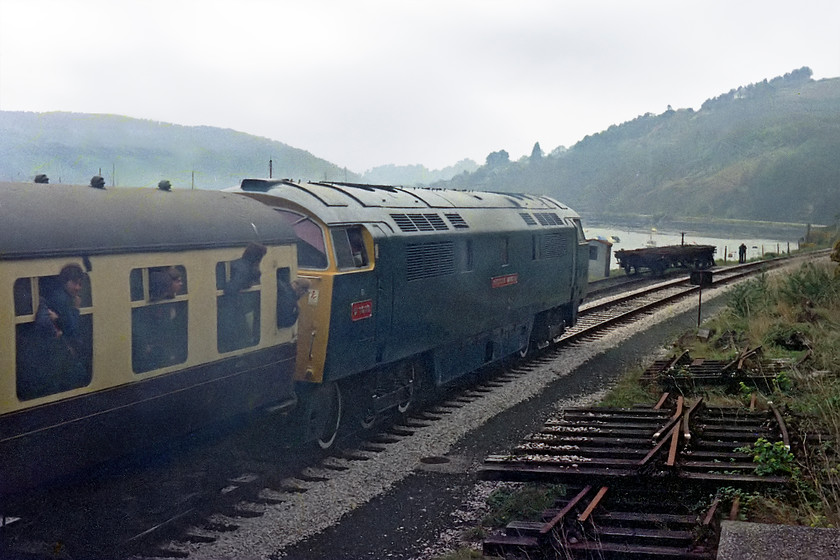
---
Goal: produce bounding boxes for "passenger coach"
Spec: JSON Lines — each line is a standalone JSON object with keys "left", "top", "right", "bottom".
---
{"left": 230, "top": 179, "right": 589, "bottom": 448}
{"left": 0, "top": 182, "right": 300, "bottom": 495}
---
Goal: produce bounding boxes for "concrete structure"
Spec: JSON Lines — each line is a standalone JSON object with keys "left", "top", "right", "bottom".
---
{"left": 717, "top": 521, "right": 840, "bottom": 559}
{"left": 587, "top": 238, "right": 613, "bottom": 280}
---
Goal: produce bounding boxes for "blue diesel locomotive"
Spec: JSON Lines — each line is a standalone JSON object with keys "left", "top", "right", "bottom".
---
{"left": 230, "top": 179, "right": 590, "bottom": 447}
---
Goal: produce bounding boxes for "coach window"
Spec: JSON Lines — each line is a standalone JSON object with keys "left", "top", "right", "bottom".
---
{"left": 332, "top": 226, "right": 369, "bottom": 270}
{"left": 274, "top": 209, "right": 328, "bottom": 269}
{"left": 216, "top": 260, "right": 261, "bottom": 352}
{"left": 14, "top": 270, "right": 93, "bottom": 401}
{"left": 130, "top": 266, "right": 188, "bottom": 373}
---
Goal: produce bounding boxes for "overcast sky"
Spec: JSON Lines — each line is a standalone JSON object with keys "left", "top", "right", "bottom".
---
{"left": 1, "top": 0, "right": 839, "bottom": 172}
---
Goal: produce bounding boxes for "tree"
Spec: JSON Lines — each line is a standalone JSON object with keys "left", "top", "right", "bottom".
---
{"left": 530, "top": 142, "right": 543, "bottom": 162}
{"left": 486, "top": 149, "right": 510, "bottom": 168}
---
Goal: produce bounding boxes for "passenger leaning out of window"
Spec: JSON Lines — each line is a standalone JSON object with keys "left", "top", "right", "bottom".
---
{"left": 225, "top": 242, "right": 267, "bottom": 294}
{"left": 36, "top": 263, "right": 85, "bottom": 354}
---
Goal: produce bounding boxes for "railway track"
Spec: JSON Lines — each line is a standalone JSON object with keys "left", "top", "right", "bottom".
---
{"left": 480, "top": 395, "right": 791, "bottom": 559}
{"left": 0, "top": 252, "right": 825, "bottom": 559}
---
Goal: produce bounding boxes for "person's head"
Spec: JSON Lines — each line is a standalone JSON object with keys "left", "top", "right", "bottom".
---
{"left": 291, "top": 278, "right": 310, "bottom": 298}
{"left": 58, "top": 263, "right": 86, "bottom": 298}
{"left": 165, "top": 267, "right": 183, "bottom": 296}
{"left": 150, "top": 267, "right": 182, "bottom": 300}
{"left": 242, "top": 242, "right": 267, "bottom": 264}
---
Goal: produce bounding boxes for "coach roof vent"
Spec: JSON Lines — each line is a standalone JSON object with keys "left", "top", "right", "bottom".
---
{"left": 241, "top": 178, "right": 284, "bottom": 192}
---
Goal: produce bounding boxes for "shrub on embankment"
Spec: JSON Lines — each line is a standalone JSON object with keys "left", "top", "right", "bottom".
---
{"left": 678, "top": 260, "right": 840, "bottom": 527}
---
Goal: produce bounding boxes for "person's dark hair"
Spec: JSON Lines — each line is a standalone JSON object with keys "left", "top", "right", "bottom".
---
{"left": 166, "top": 266, "right": 182, "bottom": 282}
{"left": 58, "top": 263, "right": 85, "bottom": 285}
{"left": 243, "top": 242, "right": 267, "bottom": 263}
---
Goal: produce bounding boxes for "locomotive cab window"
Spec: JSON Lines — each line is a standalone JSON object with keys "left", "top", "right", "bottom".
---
{"left": 130, "top": 266, "right": 188, "bottom": 373}
{"left": 216, "top": 259, "right": 261, "bottom": 352}
{"left": 14, "top": 267, "right": 93, "bottom": 401}
{"left": 274, "top": 208, "right": 328, "bottom": 270}
{"left": 569, "top": 218, "right": 586, "bottom": 244}
{"left": 332, "top": 226, "right": 369, "bottom": 270}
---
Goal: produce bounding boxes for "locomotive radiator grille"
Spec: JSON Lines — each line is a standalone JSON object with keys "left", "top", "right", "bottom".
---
{"left": 405, "top": 241, "right": 455, "bottom": 281}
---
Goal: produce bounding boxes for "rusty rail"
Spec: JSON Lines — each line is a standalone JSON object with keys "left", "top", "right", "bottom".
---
{"left": 480, "top": 392, "right": 793, "bottom": 559}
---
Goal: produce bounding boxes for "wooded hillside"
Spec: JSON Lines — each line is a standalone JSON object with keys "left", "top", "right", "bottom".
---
{"left": 0, "top": 112, "right": 360, "bottom": 189}
{"left": 440, "top": 68, "right": 840, "bottom": 225}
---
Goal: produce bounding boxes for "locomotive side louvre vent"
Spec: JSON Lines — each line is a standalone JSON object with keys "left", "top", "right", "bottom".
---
{"left": 541, "top": 232, "right": 569, "bottom": 259}
{"left": 519, "top": 212, "right": 538, "bottom": 226}
{"left": 444, "top": 213, "right": 469, "bottom": 229}
{"left": 405, "top": 241, "right": 456, "bottom": 281}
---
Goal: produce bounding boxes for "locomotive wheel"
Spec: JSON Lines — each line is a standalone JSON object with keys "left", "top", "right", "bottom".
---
{"left": 397, "top": 364, "right": 420, "bottom": 414}
{"left": 358, "top": 406, "right": 378, "bottom": 430}
{"left": 304, "top": 382, "right": 342, "bottom": 449}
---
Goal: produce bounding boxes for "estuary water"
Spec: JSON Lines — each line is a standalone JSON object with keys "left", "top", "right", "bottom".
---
{"left": 583, "top": 224, "right": 802, "bottom": 268}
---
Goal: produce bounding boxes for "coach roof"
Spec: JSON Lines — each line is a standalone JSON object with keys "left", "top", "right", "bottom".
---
{"left": 0, "top": 182, "right": 296, "bottom": 260}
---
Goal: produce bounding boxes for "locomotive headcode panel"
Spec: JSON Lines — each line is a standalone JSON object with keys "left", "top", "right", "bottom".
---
{"left": 0, "top": 182, "right": 301, "bottom": 495}
{"left": 231, "top": 179, "right": 589, "bottom": 448}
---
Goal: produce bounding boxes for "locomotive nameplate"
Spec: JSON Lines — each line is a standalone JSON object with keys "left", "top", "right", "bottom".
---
{"left": 351, "top": 299, "right": 373, "bottom": 321}
{"left": 491, "top": 273, "right": 519, "bottom": 288}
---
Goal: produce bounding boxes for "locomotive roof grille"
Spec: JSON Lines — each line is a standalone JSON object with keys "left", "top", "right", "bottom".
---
{"left": 390, "top": 213, "right": 450, "bottom": 233}
{"left": 408, "top": 214, "right": 436, "bottom": 232}
{"left": 520, "top": 212, "right": 538, "bottom": 226}
{"left": 391, "top": 213, "right": 417, "bottom": 232}
{"left": 444, "top": 213, "right": 469, "bottom": 229}
{"left": 534, "top": 212, "right": 564, "bottom": 226}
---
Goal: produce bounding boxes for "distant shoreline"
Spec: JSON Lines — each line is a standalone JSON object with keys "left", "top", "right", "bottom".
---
{"left": 579, "top": 212, "right": 812, "bottom": 240}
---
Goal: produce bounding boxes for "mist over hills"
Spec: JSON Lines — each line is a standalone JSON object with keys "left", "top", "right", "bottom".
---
{"left": 2, "top": 67, "right": 838, "bottom": 225}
